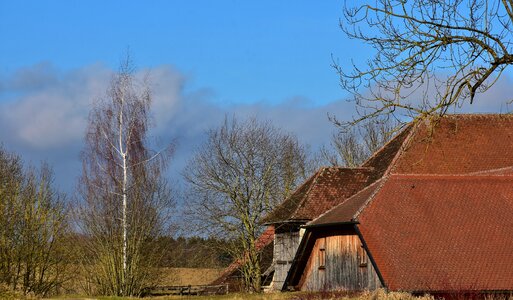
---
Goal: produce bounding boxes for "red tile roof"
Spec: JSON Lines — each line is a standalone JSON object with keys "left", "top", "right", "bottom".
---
{"left": 392, "top": 114, "right": 513, "bottom": 175}
{"left": 306, "top": 179, "right": 384, "bottom": 227}
{"left": 295, "top": 114, "right": 513, "bottom": 292}
{"left": 262, "top": 167, "right": 376, "bottom": 224}
{"left": 362, "top": 124, "right": 413, "bottom": 178}
{"left": 263, "top": 127, "right": 413, "bottom": 225}
{"left": 306, "top": 114, "right": 513, "bottom": 228}
{"left": 358, "top": 174, "right": 513, "bottom": 292}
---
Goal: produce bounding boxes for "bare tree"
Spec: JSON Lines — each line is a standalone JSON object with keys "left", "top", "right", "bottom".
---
{"left": 321, "top": 118, "right": 397, "bottom": 167}
{"left": 76, "top": 58, "right": 174, "bottom": 296}
{"left": 184, "top": 117, "right": 313, "bottom": 292}
{"left": 0, "top": 146, "right": 68, "bottom": 297}
{"left": 335, "top": 0, "right": 513, "bottom": 126}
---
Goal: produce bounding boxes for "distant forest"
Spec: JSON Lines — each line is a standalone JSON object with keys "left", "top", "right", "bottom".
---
{"left": 157, "top": 236, "right": 233, "bottom": 268}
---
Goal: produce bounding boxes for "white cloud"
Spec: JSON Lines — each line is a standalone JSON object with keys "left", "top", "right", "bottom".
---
{"left": 0, "top": 62, "right": 355, "bottom": 193}
{"left": 0, "top": 64, "right": 194, "bottom": 150}
{"left": 10, "top": 62, "right": 510, "bottom": 193}
{"left": 0, "top": 64, "right": 111, "bottom": 149}
{"left": 147, "top": 65, "right": 187, "bottom": 131}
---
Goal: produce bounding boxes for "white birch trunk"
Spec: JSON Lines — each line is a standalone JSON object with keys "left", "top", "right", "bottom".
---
{"left": 122, "top": 155, "right": 127, "bottom": 295}
{"left": 118, "top": 91, "right": 128, "bottom": 296}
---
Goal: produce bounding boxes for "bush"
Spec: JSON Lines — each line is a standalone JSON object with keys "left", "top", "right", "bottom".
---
{"left": 0, "top": 147, "right": 69, "bottom": 297}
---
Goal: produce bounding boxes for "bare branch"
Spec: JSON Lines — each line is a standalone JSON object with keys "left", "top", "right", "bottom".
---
{"left": 76, "top": 57, "right": 175, "bottom": 296}
{"left": 336, "top": 0, "right": 513, "bottom": 125}
{"left": 184, "top": 116, "right": 315, "bottom": 292}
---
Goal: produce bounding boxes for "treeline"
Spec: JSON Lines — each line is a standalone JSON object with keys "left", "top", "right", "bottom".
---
{"left": 156, "top": 236, "right": 232, "bottom": 268}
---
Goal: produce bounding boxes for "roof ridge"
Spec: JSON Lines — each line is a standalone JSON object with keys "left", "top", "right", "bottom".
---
{"left": 306, "top": 178, "right": 384, "bottom": 226}
{"left": 384, "top": 122, "right": 419, "bottom": 175}
{"left": 316, "top": 166, "right": 375, "bottom": 171}
{"left": 442, "top": 113, "right": 513, "bottom": 118}
{"left": 360, "top": 124, "right": 412, "bottom": 167}
{"left": 341, "top": 124, "right": 418, "bottom": 221}
{"left": 260, "top": 167, "right": 322, "bottom": 224}
{"left": 467, "top": 165, "right": 513, "bottom": 175}
{"left": 353, "top": 176, "right": 390, "bottom": 221}
{"left": 391, "top": 173, "right": 513, "bottom": 179}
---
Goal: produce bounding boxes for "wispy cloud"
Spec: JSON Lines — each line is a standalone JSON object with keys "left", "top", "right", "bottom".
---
{"left": 0, "top": 63, "right": 110, "bottom": 149}
{"left": 0, "top": 63, "right": 353, "bottom": 193}
{"left": 1, "top": 63, "right": 509, "bottom": 193}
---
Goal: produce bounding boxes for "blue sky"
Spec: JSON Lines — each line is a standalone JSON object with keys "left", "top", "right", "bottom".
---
{"left": 0, "top": 0, "right": 370, "bottom": 193}
{"left": 0, "top": 1, "right": 362, "bottom": 105}
{"left": 0, "top": 1, "right": 510, "bottom": 194}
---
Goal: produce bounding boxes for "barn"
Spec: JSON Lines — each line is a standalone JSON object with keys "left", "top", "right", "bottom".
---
{"left": 211, "top": 114, "right": 513, "bottom": 294}
{"left": 259, "top": 125, "right": 411, "bottom": 291}
{"left": 282, "top": 114, "right": 513, "bottom": 294}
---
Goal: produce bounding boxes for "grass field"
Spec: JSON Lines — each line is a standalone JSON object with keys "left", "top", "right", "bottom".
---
{"left": 158, "top": 268, "right": 224, "bottom": 286}
{"left": 42, "top": 289, "right": 437, "bottom": 300}
{"left": 2, "top": 268, "right": 457, "bottom": 300}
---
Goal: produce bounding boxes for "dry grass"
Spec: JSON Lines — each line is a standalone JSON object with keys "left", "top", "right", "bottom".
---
{"left": 44, "top": 289, "right": 433, "bottom": 300}
{"left": 158, "top": 268, "right": 224, "bottom": 286}
{"left": 153, "top": 293, "right": 291, "bottom": 300}
{"left": 284, "top": 289, "right": 435, "bottom": 300}
{"left": 55, "top": 267, "right": 224, "bottom": 296}
{"left": 0, "top": 283, "right": 39, "bottom": 300}
{"left": 352, "top": 289, "right": 435, "bottom": 300}
{"left": 43, "top": 288, "right": 513, "bottom": 300}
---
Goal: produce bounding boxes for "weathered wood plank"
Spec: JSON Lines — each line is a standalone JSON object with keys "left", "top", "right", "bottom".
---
{"left": 270, "top": 230, "right": 301, "bottom": 290}
{"left": 299, "top": 233, "right": 381, "bottom": 291}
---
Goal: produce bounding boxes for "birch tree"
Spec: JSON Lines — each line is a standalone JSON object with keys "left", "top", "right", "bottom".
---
{"left": 76, "top": 59, "right": 173, "bottom": 296}
{"left": 335, "top": 0, "right": 513, "bottom": 126}
{"left": 184, "top": 117, "right": 313, "bottom": 292}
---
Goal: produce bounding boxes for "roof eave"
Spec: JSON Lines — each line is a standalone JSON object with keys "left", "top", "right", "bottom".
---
{"left": 304, "top": 220, "right": 358, "bottom": 229}
{"left": 261, "top": 219, "right": 310, "bottom": 226}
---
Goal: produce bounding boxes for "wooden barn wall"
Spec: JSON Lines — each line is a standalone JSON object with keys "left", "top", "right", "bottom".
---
{"left": 271, "top": 228, "right": 301, "bottom": 290}
{"left": 298, "top": 233, "right": 381, "bottom": 291}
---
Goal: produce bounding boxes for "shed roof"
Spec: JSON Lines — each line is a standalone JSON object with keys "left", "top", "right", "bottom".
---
{"left": 261, "top": 167, "right": 376, "bottom": 224}
{"left": 306, "top": 178, "right": 383, "bottom": 227}
{"left": 210, "top": 225, "right": 275, "bottom": 286}
{"left": 359, "top": 174, "right": 513, "bottom": 292}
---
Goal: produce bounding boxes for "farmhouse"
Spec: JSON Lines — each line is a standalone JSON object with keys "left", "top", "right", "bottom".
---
{"left": 212, "top": 114, "right": 513, "bottom": 294}
{"left": 283, "top": 114, "right": 513, "bottom": 293}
